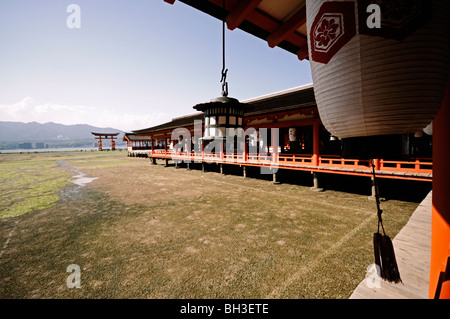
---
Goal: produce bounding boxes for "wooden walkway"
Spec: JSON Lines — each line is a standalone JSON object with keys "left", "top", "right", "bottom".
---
{"left": 143, "top": 151, "right": 432, "bottom": 182}
{"left": 350, "top": 191, "right": 432, "bottom": 299}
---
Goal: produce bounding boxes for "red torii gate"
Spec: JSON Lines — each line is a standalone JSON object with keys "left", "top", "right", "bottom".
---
{"left": 91, "top": 132, "right": 120, "bottom": 151}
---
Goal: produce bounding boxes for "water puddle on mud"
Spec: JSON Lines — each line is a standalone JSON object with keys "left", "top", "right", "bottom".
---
{"left": 56, "top": 160, "right": 98, "bottom": 187}
{"left": 72, "top": 173, "right": 98, "bottom": 187}
{"left": 56, "top": 160, "right": 99, "bottom": 201}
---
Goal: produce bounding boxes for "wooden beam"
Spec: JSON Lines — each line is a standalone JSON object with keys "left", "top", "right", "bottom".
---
{"left": 226, "top": 0, "right": 263, "bottom": 30}
{"left": 164, "top": 0, "right": 176, "bottom": 4}
{"left": 207, "top": 0, "right": 306, "bottom": 50}
{"left": 247, "top": 8, "right": 307, "bottom": 52}
{"left": 267, "top": 6, "right": 306, "bottom": 48}
{"left": 296, "top": 45, "right": 309, "bottom": 60}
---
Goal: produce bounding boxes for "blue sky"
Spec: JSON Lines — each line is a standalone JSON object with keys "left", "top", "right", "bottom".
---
{"left": 0, "top": 0, "right": 312, "bottom": 131}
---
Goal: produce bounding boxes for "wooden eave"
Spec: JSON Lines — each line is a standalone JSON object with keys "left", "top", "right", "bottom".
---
{"left": 132, "top": 112, "right": 204, "bottom": 135}
{"left": 243, "top": 83, "right": 316, "bottom": 117}
{"left": 123, "top": 133, "right": 154, "bottom": 141}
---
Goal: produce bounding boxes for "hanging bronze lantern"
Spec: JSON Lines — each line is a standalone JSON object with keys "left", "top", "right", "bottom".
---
{"left": 193, "top": 96, "right": 245, "bottom": 142}
{"left": 193, "top": 0, "right": 246, "bottom": 149}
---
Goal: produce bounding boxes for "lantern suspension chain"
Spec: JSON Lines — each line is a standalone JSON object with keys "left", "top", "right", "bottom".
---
{"left": 220, "top": 0, "right": 228, "bottom": 97}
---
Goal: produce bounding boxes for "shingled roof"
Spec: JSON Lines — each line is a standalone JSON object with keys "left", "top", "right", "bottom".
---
{"left": 132, "top": 112, "right": 204, "bottom": 135}
{"left": 243, "top": 83, "right": 315, "bottom": 116}
{"left": 123, "top": 133, "right": 154, "bottom": 141}
{"left": 131, "top": 84, "right": 316, "bottom": 135}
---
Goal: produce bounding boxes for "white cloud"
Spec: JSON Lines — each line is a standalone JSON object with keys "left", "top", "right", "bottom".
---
{"left": 0, "top": 98, "right": 169, "bottom": 131}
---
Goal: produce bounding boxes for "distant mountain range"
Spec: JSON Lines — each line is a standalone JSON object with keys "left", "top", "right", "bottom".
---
{"left": 0, "top": 121, "right": 125, "bottom": 149}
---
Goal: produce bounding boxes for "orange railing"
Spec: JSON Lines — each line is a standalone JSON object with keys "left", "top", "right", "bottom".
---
{"left": 279, "top": 154, "right": 313, "bottom": 165}
{"left": 380, "top": 158, "right": 432, "bottom": 174}
{"left": 319, "top": 155, "right": 371, "bottom": 169}
{"left": 146, "top": 150, "right": 432, "bottom": 178}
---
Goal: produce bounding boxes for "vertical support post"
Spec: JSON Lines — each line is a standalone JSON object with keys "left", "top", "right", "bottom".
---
{"left": 187, "top": 134, "right": 192, "bottom": 161}
{"left": 370, "top": 177, "right": 376, "bottom": 199}
{"left": 439, "top": 251, "right": 450, "bottom": 298}
{"left": 368, "top": 176, "right": 384, "bottom": 201}
{"left": 111, "top": 137, "right": 115, "bottom": 151}
{"left": 243, "top": 166, "right": 247, "bottom": 178}
{"left": 98, "top": 138, "right": 102, "bottom": 151}
{"left": 220, "top": 140, "right": 224, "bottom": 160}
{"left": 202, "top": 140, "right": 205, "bottom": 160}
{"left": 272, "top": 169, "right": 280, "bottom": 184}
{"left": 310, "top": 172, "right": 323, "bottom": 192}
{"left": 430, "top": 75, "right": 450, "bottom": 298}
{"left": 312, "top": 121, "right": 320, "bottom": 167}
{"left": 270, "top": 128, "right": 280, "bottom": 181}
{"left": 243, "top": 138, "right": 248, "bottom": 162}
{"left": 374, "top": 158, "right": 381, "bottom": 171}
{"left": 165, "top": 136, "right": 168, "bottom": 154}
{"left": 151, "top": 136, "right": 154, "bottom": 154}
{"left": 271, "top": 128, "right": 279, "bottom": 164}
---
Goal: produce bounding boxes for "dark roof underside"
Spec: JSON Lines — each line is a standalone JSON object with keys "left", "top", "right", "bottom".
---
{"left": 243, "top": 85, "right": 315, "bottom": 116}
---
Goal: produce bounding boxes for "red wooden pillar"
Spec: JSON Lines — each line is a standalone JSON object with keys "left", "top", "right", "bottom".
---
{"left": 187, "top": 134, "right": 192, "bottom": 158}
{"left": 219, "top": 141, "right": 224, "bottom": 160}
{"left": 312, "top": 121, "right": 320, "bottom": 166}
{"left": 430, "top": 75, "right": 450, "bottom": 298}
{"left": 202, "top": 140, "right": 205, "bottom": 159}
{"left": 271, "top": 128, "right": 279, "bottom": 164}
{"left": 151, "top": 136, "right": 154, "bottom": 154}
{"left": 98, "top": 137, "right": 102, "bottom": 151}
{"left": 243, "top": 137, "right": 248, "bottom": 161}
{"left": 111, "top": 137, "right": 115, "bottom": 150}
{"left": 373, "top": 158, "right": 381, "bottom": 171}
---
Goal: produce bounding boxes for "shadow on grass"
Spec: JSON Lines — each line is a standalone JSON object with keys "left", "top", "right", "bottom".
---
{"left": 170, "top": 161, "right": 431, "bottom": 203}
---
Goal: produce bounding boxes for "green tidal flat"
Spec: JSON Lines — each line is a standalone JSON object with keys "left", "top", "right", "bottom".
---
{"left": 0, "top": 151, "right": 426, "bottom": 299}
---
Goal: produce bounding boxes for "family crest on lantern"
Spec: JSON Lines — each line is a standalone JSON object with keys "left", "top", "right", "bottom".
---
{"left": 306, "top": 0, "right": 449, "bottom": 139}
{"left": 310, "top": 0, "right": 432, "bottom": 65}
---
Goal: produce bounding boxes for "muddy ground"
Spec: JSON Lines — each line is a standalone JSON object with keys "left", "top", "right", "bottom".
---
{"left": 0, "top": 152, "right": 428, "bottom": 299}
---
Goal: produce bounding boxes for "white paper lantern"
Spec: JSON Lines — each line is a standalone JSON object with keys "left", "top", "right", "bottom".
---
{"left": 306, "top": 0, "right": 450, "bottom": 139}
{"left": 423, "top": 122, "right": 433, "bottom": 135}
{"left": 289, "top": 128, "right": 297, "bottom": 142}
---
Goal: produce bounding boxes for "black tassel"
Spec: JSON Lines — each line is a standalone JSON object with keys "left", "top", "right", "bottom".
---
{"left": 380, "top": 234, "right": 402, "bottom": 283}
{"left": 373, "top": 232, "right": 383, "bottom": 278}
{"left": 371, "top": 159, "right": 402, "bottom": 284}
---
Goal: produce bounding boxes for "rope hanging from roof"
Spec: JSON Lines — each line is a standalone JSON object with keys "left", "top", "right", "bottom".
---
{"left": 220, "top": 0, "right": 228, "bottom": 97}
